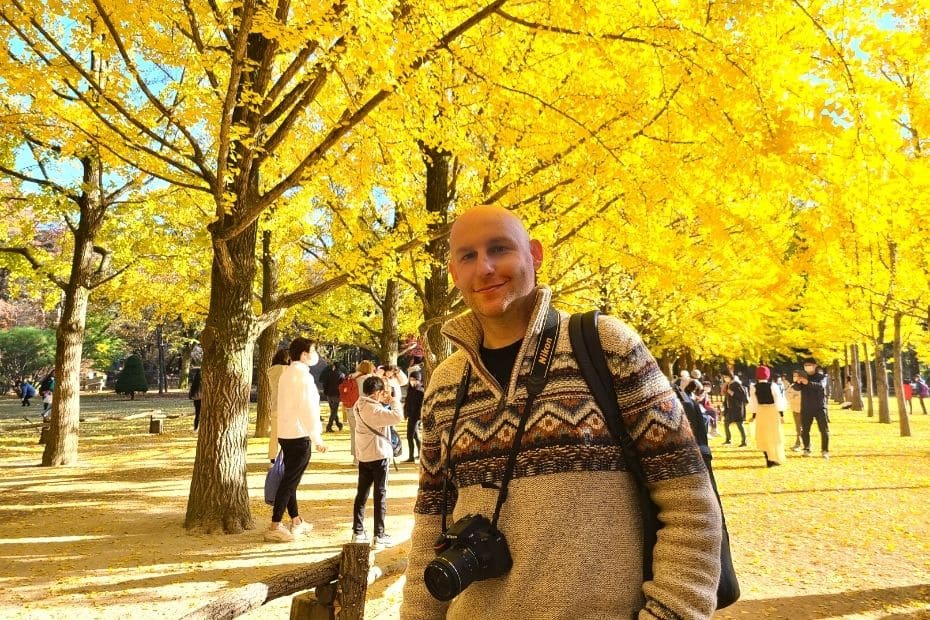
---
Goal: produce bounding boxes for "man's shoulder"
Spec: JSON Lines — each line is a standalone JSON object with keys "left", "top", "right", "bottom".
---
{"left": 583, "top": 312, "right": 644, "bottom": 355}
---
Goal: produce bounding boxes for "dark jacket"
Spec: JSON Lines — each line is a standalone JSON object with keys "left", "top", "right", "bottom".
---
{"left": 403, "top": 384, "right": 424, "bottom": 421}
{"left": 321, "top": 367, "right": 343, "bottom": 398}
{"left": 723, "top": 380, "right": 748, "bottom": 421}
{"left": 793, "top": 373, "right": 827, "bottom": 414}
{"left": 188, "top": 369, "right": 202, "bottom": 400}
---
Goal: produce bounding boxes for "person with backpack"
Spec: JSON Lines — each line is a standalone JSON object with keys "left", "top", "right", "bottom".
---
{"left": 400, "top": 205, "right": 721, "bottom": 619}
{"left": 351, "top": 375, "right": 404, "bottom": 548}
{"left": 722, "top": 372, "right": 748, "bottom": 447}
{"left": 341, "top": 360, "right": 375, "bottom": 464}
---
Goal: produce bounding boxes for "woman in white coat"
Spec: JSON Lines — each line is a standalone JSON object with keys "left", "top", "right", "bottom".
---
{"left": 749, "top": 365, "right": 787, "bottom": 467}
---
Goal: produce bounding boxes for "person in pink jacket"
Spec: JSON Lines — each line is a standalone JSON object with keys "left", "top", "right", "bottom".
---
{"left": 265, "top": 337, "right": 328, "bottom": 543}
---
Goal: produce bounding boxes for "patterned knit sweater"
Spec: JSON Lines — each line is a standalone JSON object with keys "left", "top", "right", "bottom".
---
{"left": 400, "top": 289, "right": 721, "bottom": 620}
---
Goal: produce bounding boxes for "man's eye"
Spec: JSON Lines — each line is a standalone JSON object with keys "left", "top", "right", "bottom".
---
{"left": 459, "top": 252, "right": 476, "bottom": 261}
{"left": 490, "top": 245, "right": 508, "bottom": 254}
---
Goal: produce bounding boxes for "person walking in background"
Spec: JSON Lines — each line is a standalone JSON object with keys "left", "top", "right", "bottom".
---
{"left": 265, "top": 337, "right": 327, "bottom": 543}
{"left": 351, "top": 375, "right": 404, "bottom": 548}
{"left": 786, "top": 370, "right": 804, "bottom": 451}
{"left": 188, "top": 368, "right": 202, "bottom": 430}
{"left": 266, "top": 349, "right": 290, "bottom": 462}
{"left": 722, "top": 372, "right": 748, "bottom": 447}
{"left": 41, "top": 389, "right": 53, "bottom": 419}
{"left": 403, "top": 370, "right": 424, "bottom": 462}
{"left": 913, "top": 375, "right": 929, "bottom": 414}
{"left": 794, "top": 358, "right": 830, "bottom": 458}
{"left": 20, "top": 380, "right": 36, "bottom": 406}
{"left": 321, "top": 362, "right": 344, "bottom": 432}
{"left": 748, "top": 365, "right": 787, "bottom": 467}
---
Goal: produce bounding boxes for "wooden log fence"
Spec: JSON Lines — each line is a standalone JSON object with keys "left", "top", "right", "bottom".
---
{"left": 180, "top": 542, "right": 408, "bottom": 620}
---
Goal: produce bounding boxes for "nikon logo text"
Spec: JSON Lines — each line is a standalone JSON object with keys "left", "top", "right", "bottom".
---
{"left": 537, "top": 336, "right": 554, "bottom": 366}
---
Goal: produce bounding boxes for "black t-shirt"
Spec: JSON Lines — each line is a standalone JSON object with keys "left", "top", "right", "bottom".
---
{"left": 479, "top": 339, "right": 523, "bottom": 390}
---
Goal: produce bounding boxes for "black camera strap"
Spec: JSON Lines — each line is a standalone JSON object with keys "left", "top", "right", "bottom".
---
{"left": 439, "top": 307, "right": 560, "bottom": 534}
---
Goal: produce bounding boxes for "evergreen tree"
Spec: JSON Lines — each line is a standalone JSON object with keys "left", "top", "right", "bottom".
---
{"left": 115, "top": 355, "right": 148, "bottom": 400}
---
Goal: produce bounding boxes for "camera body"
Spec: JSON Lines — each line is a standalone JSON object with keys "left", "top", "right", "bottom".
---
{"left": 423, "top": 513, "right": 513, "bottom": 601}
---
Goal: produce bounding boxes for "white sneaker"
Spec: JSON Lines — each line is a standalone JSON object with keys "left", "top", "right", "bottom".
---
{"left": 822, "top": 452, "right": 830, "bottom": 459}
{"left": 290, "top": 520, "right": 313, "bottom": 537}
{"left": 372, "top": 534, "right": 394, "bottom": 549}
{"left": 351, "top": 531, "right": 369, "bottom": 544}
{"left": 264, "top": 523, "right": 294, "bottom": 543}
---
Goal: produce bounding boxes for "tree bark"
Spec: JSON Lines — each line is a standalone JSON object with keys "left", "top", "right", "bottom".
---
{"left": 850, "top": 343, "right": 864, "bottom": 411}
{"left": 42, "top": 155, "right": 107, "bottom": 467}
{"left": 185, "top": 216, "right": 259, "bottom": 533}
{"left": 420, "top": 144, "right": 456, "bottom": 378}
{"left": 255, "top": 230, "right": 279, "bottom": 439}
{"left": 378, "top": 278, "right": 400, "bottom": 366}
{"left": 830, "top": 359, "right": 842, "bottom": 403}
{"left": 875, "top": 319, "right": 891, "bottom": 424}
{"left": 893, "top": 312, "right": 912, "bottom": 436}
{"left": 863, "top": 341, "right": 875, "bottom": 417}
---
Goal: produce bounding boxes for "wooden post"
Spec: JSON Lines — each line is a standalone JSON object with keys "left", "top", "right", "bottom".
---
{"left": 337, "top": 542, "right": 371, "bottom": 620}
{"left": 149, "top": 416, "right": 164, "bottom": 434}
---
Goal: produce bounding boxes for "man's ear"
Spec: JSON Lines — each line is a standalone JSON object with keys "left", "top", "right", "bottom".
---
{"left": 530, "top": 239, "right": 543, "bottom": 270}
{"left": 448, "top": 259, "right": 460, "bottom": 288}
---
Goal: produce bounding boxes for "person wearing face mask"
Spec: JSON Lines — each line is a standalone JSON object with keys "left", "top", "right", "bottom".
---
{"left": 793, "top": 357, "right": 829, "bottom": 458}
{"left": 265, "top": 337, "right": 328, "bottom": 542}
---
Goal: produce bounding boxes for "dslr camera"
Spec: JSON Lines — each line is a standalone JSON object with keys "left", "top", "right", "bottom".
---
{"left": 423, "top": 514, "right": 513, "bottom": 601}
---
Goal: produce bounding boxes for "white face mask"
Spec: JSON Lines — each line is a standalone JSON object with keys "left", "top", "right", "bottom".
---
{"left": 306, "top": 350, "right": 319, "bottom": 366}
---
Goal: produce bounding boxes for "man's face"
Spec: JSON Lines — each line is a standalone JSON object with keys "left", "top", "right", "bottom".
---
{"left": 449, "top": 206, "right": 543, "bottom": 324}
{"left": 804, "top": 364, "right": 816, "bottom": 375}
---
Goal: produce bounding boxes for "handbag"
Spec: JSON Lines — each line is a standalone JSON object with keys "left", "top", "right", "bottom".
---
{"left": 264, "top": 450, "right": 285, "bottom": 506}
{"left": 569, "top": 311, "right": 740, "bottom": 609}
{"left": 390, "top": 426, "right": 403, "bottom": 458}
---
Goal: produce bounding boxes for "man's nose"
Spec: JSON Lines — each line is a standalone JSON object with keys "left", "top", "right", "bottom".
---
{"left": 477, "top": 251, "right": 495, "bottom": 273}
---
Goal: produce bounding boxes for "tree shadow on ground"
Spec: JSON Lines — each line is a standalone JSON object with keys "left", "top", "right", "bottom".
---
{"left": 714, "top": 584, "right": 930, "bottom": 619}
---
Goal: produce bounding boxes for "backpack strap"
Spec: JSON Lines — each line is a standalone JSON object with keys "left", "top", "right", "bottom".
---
{"left": 568, "top": 311, "right": 658, "bottom": 581}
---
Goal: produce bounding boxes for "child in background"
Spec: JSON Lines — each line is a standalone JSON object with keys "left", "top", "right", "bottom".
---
{"left": 42, "top": 389, "right": 53, "bottom": 419}
{"left": 351, "top": 375, "right": 404, "bottom": 548}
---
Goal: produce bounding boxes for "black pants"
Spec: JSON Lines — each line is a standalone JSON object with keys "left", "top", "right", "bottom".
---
{"left": 193, "top": 400, "right": 201, "bottom": 429}
{"left": 407, "top": 417, "right": 421, "bottom": 458}
{"left": 273, "top": 437, "right": 311, "bottom": 522}
{"left": 801, "top": 409, "right": 829, "bottom": 453}
{"left": 918, "top": 396, "right": 928, "bottom": 415}
{"left": 21, "top": 396, "right": 31, "bottom": 406}
{"left": 353, "top": 458, "right": 389, "bottom": 536}
{"left": 724, "top": 418, "right": 746, "bottom": 444}
{"left": 326, "top": 396, "right": 342, "bottom": 430}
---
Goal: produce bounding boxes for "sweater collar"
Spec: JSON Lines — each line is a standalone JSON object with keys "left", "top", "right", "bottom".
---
{"left": 441, "top": 287, "right": 553, "bottom": 396}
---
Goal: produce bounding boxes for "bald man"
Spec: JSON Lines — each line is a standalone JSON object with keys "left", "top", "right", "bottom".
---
{"left": 400, "top": 206, "right": 721, "bottom": 619}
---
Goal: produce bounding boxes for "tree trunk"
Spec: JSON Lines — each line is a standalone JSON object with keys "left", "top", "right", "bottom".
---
{"left": 827, "top": 360, "right": 838, "bottom": 402}
{"left": 420, "top": 145, "right": 456, "bottom": 378}
{"left": 42, "top": 156, "right": 106, "bottom": 467}
{"left": 378, "top": 278, "right": 400, "bottom": 366}
{"left": 41, "top": 285, "right": 89, "bottom": 466}
{"left": 850, "top": 344, "right": 864, "bottom": 411}
{"left": 255, "top": 230, "right": 278, "bottom": 439}
{"left": 875, "top": 319, "right": 891, "bottom": 424}
{"left": 863, "top": 341, "right": 875, "bottom": 417}
{"left": 185, "top": 217, "right": 259, "bottom": 533}
{"left": 156, "top": 325, "right": 166, "bottom": 394}
{"left": 179, "top": 340, "right": 193, "bottom": 390}
{"left": 893, "top": 312, "right": 912, "bottom": 436}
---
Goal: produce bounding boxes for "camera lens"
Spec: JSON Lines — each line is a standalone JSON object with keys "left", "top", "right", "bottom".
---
{"left": 424, "top": 547, "right": 480, "bottom": 601}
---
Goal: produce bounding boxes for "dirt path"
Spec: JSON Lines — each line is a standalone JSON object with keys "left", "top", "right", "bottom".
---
{"left": 1, "top": 393, "right": 929, "bottom": 619}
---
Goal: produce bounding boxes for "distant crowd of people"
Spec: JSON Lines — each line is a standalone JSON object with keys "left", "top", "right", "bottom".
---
{"left": 673, "top": 359, "right": 832, "bottom": 465}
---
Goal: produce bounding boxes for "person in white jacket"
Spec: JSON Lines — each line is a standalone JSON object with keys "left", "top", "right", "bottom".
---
{"left": 748, "top": 365, "right": 787, "bottom": 467}
{"left": 265, "top": 337, "right": 328, "bottom": 543}
{"left": 351, "top": 375, "right": 404, "bottom": 548}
